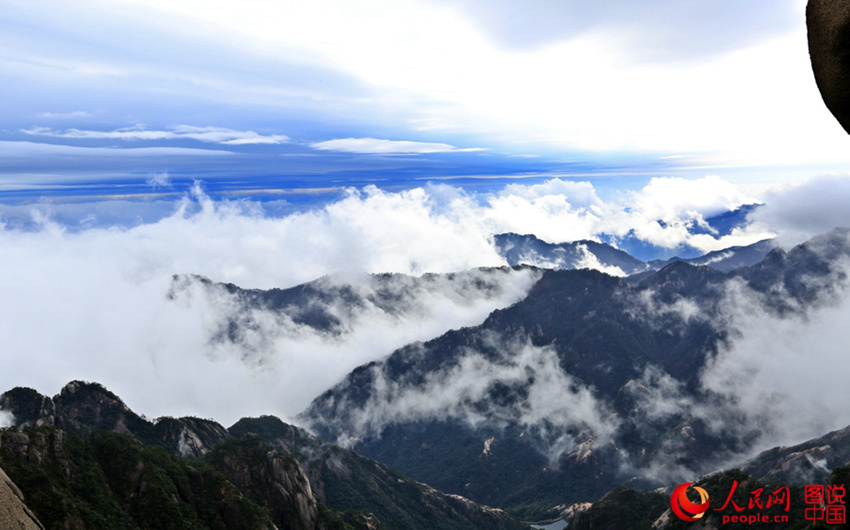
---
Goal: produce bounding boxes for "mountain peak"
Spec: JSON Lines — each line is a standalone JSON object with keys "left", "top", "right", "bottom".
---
{"left": 56, "top": 380, "right": 127, "bottom": 408}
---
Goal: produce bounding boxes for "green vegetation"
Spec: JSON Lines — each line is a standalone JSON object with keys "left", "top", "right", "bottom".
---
{"left": 0, "top": 426, "right": 274, "bottom": 529}
{"left": 565, "top": 486, "right": 667, "bottom": 530}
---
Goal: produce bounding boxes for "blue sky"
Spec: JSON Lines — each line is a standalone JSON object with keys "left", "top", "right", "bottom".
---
{"left": 2, "top": 0, "right": 849, "bottom": 205}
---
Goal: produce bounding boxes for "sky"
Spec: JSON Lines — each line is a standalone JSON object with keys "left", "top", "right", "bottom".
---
{"left": 2, "top": 1, "right": 850, "bottom": 428}
{"left": 1, "top": 0, "right": 849, "bottom": 204}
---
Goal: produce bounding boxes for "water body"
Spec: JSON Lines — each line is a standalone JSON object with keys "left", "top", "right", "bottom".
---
{"left": 530, "top": 520, "right": 568, "bottom": 530}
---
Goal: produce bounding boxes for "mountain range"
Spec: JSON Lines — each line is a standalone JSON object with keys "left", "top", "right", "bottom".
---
{"left": 303, "top": 227, "right": 850, "bottom": 521}
{"left": 2, "top": 227, "right": 850, "bottom": 528}
{"left": 493, "top": 231, "right": 776, "bottom": 276}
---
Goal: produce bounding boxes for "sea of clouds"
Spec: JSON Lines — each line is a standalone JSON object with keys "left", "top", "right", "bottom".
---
{"left": 0, "top": 174, "right": 847, "bottom": 429}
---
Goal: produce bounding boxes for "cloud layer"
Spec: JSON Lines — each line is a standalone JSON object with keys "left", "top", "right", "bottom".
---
{"left": 4, "top": 0, "right": 849, "bottom": 176}
{"left": 701, "top": 258, "right": 850, "bottom": 449}
{"left": 0, "top": 174, "right": 847, "bottom": 429}
{"left": 749, "top": 174, "right": 850, "bottom": 247}
{"left": 310, "top": 137, "right": 482, "bottom": 154}
{"left": 22, "top": 125, "right": 289, "bottom": 145}
{"left": 321, "top": 334, "right": 618, "bottom": 464}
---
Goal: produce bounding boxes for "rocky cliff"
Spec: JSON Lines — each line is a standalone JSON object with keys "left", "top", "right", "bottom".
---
{"left": 0, "top": 464, "right": 43, "bottom": 530}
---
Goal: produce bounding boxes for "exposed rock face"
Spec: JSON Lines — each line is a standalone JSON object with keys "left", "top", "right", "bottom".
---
{"left": 741, "top": 423, "right": 850, "bottom": 485}
{"left": 230, "top": 415, "right": 530, "bottom": 530}
{"left": 158, "top": 416, "right": 231, "bottom": 458}
{"left": 0, "top": 465, "right": 43, "bottom": 530}
{"left": 808, "top": 0, "right": 850, "bottom": 133}
{"left": 207, "top": 436, "right": 320, "bottom": 530}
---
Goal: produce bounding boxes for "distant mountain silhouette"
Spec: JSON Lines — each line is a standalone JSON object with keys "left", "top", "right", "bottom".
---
{"left": 494, "top": 231, "right": 775, "bottom": 275}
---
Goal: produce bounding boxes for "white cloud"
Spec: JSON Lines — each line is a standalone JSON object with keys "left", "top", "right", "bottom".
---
{"left": 623, "top": 366, "right": 697, "bottom": 423}
{"left": 600, "top": 176, "right": 772, "bottom": 252}
{"left": 573, "top": 244, "right": 626, "bottom": 277}
{"left": 146, "top": 171, "right": 171, "bottom": 188}
{"left": 482, "top": 180, "right": 605, "bottom": 244}
{"left": 0, "top": 141, "right": 231, "bottom": 159}
{"left": 445, "top": 0, "right": 800, "bottom": 56}
{"left": 0, "top": 410, "right": 14, "bottom": 429}
{"left": 0, "top": 175, "right": 845, "bottom": 427}
{"left": 171, "top": 125, "right": 289, "bottom": 145}
{"left": 327, "top": 335, "right": 618, "bottom": 462}
{"left": 37, "top": 110, "right": 93, "bottom": 119}
{"left": 21, "top": 125, "right": 289, "bottom": 145}
{"left": 166, "top": 269, "right": 540, "bottom": 409}
{"left": 482, "top": 176, "right": 773, "bottom": 252}
{"left": 0, "top": 184, "right": 541, "bottom": 424}
{"left": 310, "top": 137, "right": 483, "bottom": 154}
{"left": 627, "top": 175, "right": 757, "bottom": 225}
{"left": 700, "top": 262, "right": 850, "bottom": 450}
{"left": 748, "top": 174, "right": 850, "bottom": 247}
{"left": 6, "top": 0, "right": 841, "bottom": 171}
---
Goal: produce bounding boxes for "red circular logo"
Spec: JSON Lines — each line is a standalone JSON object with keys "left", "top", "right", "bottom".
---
{"left": 671, "top": 482, "right": 710, "bottom": 521}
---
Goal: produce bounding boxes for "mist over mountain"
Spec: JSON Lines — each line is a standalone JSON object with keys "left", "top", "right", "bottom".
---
{"left": 0, "top": 176, "right": 781, "bottom": 426}
{"left": 3, "top": 223, "right": 850, "bottom": 525}
{"left": 301, "top": 228, "right": 850, "bottom": 519}
{"left": 168, "top": 267, "right": 539, "bottom": 356}
{"left": 494, "top": 234, "right": 649, "bottom": 276}
{"left": 494, "top": 231, "right": 775, "bottom": 276}
{"left": 566, "top": 419, "right": 850, "bottom": 529}
{"left": 2, "top": 174, "right": 850, "bottom": 526}
{"left": 5, "top": 1, "right": 850, "bottom": 527}
{"left": 599, "top": 203, "right": 764, "bottom": 262}
{"left": 163, "top": 267, "right": 539, "bottom": 418}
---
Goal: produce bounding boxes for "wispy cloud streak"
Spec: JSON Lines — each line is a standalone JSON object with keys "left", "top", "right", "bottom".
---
{"left": 21, "top": 125, "right": 289, "bottom": 145}
{"left": 310, "top": 137, "right": 483, "bottom": 154}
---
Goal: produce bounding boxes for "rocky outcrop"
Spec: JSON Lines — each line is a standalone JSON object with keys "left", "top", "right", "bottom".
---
{"left": 1, "top": 382, "right": 231, "bottom": 458}
{"left": 0, "top": 464, "right": 43, "bottom": 530}
{"left": 0, "top": 388, "right": 56, "bottom": 428}
{"left": 741, "top": 423, "right": 850, "bottom": 485}
{"left": 808, "top": 0, "right": 850, "bottom": 133}
{"left": 156, "top": 416, "right": 232, "bottom": 458}
{"left": 207, "top": 435, "right": 321, "bottom": 530}
{"left": 230, "top": 415, "right": 531, "bottom": 530}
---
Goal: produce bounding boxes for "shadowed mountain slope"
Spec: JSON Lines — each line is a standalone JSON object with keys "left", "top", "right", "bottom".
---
{"left": 303, "top": 229, "right": 850, "bottom": 520}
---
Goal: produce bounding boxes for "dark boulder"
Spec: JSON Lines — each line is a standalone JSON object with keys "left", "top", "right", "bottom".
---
{"left": 808, "top": 0, "right": 850, "bottom": 133}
